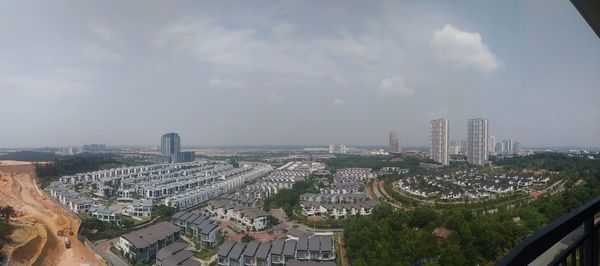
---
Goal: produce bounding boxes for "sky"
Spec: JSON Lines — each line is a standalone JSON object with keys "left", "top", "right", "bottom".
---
{"left": 1, "top": 0, "right": 600, "bottom": 148}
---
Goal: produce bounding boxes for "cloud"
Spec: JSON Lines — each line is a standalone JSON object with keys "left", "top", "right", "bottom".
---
{"left": 378, "top": 75, "right": 414, "bottom": 96}
{"left": 430, "top": 24, "right": 498, "bottom": 73}
{"left": 333, "top": 76, "right": 346, "bottom": 84}
{"left": 152, "top": 18, "right": 379, "bottom": 77}
{"left": 272, "top": 22, "right": 296, "bottom": 35}
{"left": 209, "top": 78, "right": 246, "bottom": 89}
{"left": 153, "top": 19, "right": 262, "bottom": 66}
{"left": 589, "top": 106, "right": 600, "bottom": 117}
{"left": 83, "top": 43, "right": 122, "bottom": 62}
{"left": 0, "top": 75, "right": 91, "bottom": 95}
{"left": 267, "top": 93, "right": 285, "bottom": 102}
{"left": 332, "top": 98, "right": 344, "bottom": 105}
{"left": 89, "top": 22, "right": 115, "bottom": 42}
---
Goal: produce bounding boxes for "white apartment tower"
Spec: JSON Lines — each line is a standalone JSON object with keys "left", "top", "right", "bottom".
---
{"left": 467, "top": 118, "right": 488, "bottom": 165}
{"left": 430, "top": 119, "right": 449, "bottom": 166}
{"left": 488, "top": 135, "right": 497, "bottom": 156}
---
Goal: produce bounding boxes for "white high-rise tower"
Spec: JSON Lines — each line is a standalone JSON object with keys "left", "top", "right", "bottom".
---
{"left": 467, "top": 118, "right": 488, "bottom": 165}
{"left": 430, "top": 118, "right": 449, "bottom": 166}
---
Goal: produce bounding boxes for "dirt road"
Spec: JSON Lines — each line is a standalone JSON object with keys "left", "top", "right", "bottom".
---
{"left": 0, "top": 161, "right": 105, "bottom": 266}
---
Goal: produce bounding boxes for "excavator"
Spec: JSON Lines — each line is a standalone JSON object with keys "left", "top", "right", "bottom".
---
{"left": 56, "top": 226, "right": 73, "bottom": 237}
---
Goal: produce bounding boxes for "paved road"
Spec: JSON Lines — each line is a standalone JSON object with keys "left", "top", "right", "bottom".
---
{"left": 369, "top": 180, "right": 404, "bottom": 209}
{"left": 96, "top": 239, "right": 129, "bottom": 266}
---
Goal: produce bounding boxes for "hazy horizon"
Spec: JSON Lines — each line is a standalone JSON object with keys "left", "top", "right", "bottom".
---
{"left": 1, "top": 1, "right": 600, "bottom": 148}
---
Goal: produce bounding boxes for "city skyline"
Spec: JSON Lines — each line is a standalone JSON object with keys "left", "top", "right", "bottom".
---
{"left": 1, "top": 1, "right": 600, "bottom": 148}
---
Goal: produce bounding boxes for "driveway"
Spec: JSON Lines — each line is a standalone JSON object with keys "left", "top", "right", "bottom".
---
{"left": 96, "top": 239, "right": 129, "bottom": 266}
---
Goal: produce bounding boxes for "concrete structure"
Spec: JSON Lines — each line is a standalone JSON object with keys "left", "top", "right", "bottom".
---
{"left": 176, "top": 151, "right": 196, "bottom": 163}
{"left": 339, "top": 145, "right": 348, "bottom": 154}
{"left": 488, "top": 135, "right": 497, "bottom": 156}
{"left": 161, "top": 132, "right": 181, "bottom": 159}
{"left": 389, "top": 130, "right": 401, "bottom": 153}
{"left": 117, "top": 222, "right": 181, "bottom": 263}
{"left": 467, "top": 118, "right": 488, "bottom": 165}
{"left": 430, "top": 118, "right": 449, "bottom": 166}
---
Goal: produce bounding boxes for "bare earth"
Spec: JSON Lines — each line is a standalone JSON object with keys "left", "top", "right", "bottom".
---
{"left": 0, "top": 161, "right": 105, "bottom": 266}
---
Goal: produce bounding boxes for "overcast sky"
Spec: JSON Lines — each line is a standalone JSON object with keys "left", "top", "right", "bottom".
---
{"left": 1, "top": 1, "right": 599, "bottom": 148}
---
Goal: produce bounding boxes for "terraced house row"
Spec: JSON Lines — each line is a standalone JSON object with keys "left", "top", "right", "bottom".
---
{"left": 205, "top": 200, "right": 271, "bottom": 231}
{"left": 171, "top": 211, "right": 221, "bottom": 248}
{"left": 217, "top": 236, "right": 335, "bottom": 266}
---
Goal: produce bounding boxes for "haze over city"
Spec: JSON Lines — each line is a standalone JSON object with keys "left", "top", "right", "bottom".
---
{"left": 1, "top": 0, "right": 600, "bottom": 148}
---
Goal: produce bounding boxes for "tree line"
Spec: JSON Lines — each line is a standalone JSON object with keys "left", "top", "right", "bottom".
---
{"left": 34, "top": 153, "right": 122, "bottom": 187}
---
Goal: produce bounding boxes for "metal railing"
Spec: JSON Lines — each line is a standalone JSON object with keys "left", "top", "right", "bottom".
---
{"left": 497, "top": 197, "right": 600, "bottom": 266}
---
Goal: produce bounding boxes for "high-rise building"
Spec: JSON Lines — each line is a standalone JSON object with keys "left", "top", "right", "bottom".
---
{"left": 389, "top": 131, "right": 401, "bottom": 153}
{"left": 498, "top": 139, "right": 519, "bottom": 155}
{"left": 329, "top": 144, "right": 336, "bottom": 154}
{"left": 496, "top": 142, "right": 504, "bottom": 155}
{"left": 488, "top": 136, "right": 497, "bottom": 156}
{"left": 175, "top": 151, "right": 196, "bottom": 162}
{"left": 161, "top": 133, "right": 181, "bottom": 159}
{"left": 83, "top": 144, "right": 107, "bottom": 152}
{"left": 467, "top": 118, "right": 488, "bottom": 165}
{"left": 340, "top": 145, "right": 348, "bottom": 154}
{"left": 430, "top": 119, "right": 449, "bottom": 166}
{"left": 449, "top": 140, "right": 463, "bottom": 155}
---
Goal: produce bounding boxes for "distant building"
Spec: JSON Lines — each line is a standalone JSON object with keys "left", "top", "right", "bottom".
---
{"left": 389, "top": 130, "right": 401, "bottom": 153}
{"left": 488, "top": 136, "right": 497, "bottom": 156}
{"left": 449, "top": 140, "right": 465, "bottom": 155}
{"left": 430, "top": 119, "right": 449, "bottom": 166}
{"left": 60, "top": 147, "right": 83, "bottom": 156}
{"left": 339, "top": 145, "right": 348, "bottom": 154}
{"left": 161, "top": 133, "right": 181, "bottom": 159}
{"left": 175, "top": 151, "right": 195, "bottom": 163}
{"left": 83, "top": 144, "right": 106, "bottom": 152}
{"left": 328, "top": 144, "right": 336, "bottom": 154}
{"left": 513, "top": 141, "right": 520, "bottom": 153}
{"left": 467, "top": 118, "right": 488, "bottom": 165}
{"left": 496, "top": 139, "right": 519, "bottom": 156}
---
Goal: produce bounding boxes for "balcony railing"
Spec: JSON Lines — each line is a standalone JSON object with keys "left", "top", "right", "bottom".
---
{"left": 497, "top": 197, "right": 600, "bottom": 266}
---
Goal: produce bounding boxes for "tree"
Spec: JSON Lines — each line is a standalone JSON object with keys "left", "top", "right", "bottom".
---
{"left": 410, "top": 206, "right": 438, "bottom": 228}
{"left": 0, "top": 206, "right": 16, "bottom": 223}
{"left": 152, "top": 205, "right": 177, "bottom": 219}
{"left": 241, "top": 234, "right": 255, "bottom": 243}
{"left": 0, "top": 221, "right": 14, "bottom": 242}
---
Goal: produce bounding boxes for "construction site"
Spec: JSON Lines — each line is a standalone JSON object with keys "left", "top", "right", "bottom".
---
{"left": 0, "top": 160, "right": 105, "bottom": 266}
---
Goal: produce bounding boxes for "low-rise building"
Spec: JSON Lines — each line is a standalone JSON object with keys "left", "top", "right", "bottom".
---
{"left": 89, "top": 205, "right": 123, "bottom": 225}
{"left": 117, "top": 222, "right": 181, "bottom": 263}
{"left": 127, "top": 199, "right": 153, "bottom": 219}
{"left": 156, "top": 241, "right": 200, "bottom": 266}
{"left": 172, "top": 211, "right": 220, "bottom": 248}
{"left": 217, "top": 236, "right": 335, "bottom": 266}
